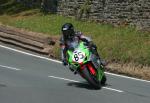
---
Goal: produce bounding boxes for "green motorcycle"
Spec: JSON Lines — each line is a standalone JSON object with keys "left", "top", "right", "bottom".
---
{"left": 67, "top": 41, "right": 106, "bottom": 89}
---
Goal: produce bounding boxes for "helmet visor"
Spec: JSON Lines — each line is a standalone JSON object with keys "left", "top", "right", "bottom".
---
{"left": 62, "top": 30, "right": 73, "bottom": 37}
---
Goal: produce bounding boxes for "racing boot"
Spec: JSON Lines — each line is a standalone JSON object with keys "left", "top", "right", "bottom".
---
{"left": 62, "top": 59, "right": 68, "bottom": 66}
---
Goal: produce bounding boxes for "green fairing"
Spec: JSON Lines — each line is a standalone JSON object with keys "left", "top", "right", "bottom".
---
{"left": 97, "top": 67, "right": 104, "bottom": 81}
{"left": 67, "top": 41, "right": 104, "bottom": 81}
{"left": 67, "top": 51, "right": 73, "bottom": 63}
{"left": 79, "top": 42, "right": 91, "bottom": 63}
{"left": 67, "top": 42, "right": 90, "bottom": 64}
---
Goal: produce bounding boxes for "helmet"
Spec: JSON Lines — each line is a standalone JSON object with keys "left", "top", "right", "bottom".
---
{"left": 61, "top": 23, "right": 75, "bottom": 40}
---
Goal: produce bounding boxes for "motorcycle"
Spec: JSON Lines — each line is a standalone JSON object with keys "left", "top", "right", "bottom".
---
{"left": 66, "top": 41, "right": 106, "bottom": 89}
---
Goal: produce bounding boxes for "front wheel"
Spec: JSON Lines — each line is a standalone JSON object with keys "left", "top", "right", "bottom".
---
{"left": 82, "top": 67, "right": 101, "bottom": 89}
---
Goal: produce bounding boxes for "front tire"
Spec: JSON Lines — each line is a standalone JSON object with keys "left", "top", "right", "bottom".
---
{"left": 82, "top": 67, "right": 101, "bottom": 89}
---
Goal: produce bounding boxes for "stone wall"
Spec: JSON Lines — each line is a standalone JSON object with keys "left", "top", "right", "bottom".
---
{"left": 57, "top": 0, "right": 150, "bottom": 30}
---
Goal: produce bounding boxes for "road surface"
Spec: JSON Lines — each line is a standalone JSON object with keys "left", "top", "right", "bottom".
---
{"left": 0, "top": 44, "right": 150, "bottom": 103}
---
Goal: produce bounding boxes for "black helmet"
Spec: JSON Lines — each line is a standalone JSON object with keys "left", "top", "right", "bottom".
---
{"left": 61, "top": 23, "right": 75, "bottom": 40}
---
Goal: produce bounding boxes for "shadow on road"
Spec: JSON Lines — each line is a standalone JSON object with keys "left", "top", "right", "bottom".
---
{"left": 67, "top": 81, "right": 112, "bottom": 90}
{"left": 0, "top": 83, "right": 7, "bottom": 88}
{"left": 67, "top": 81, "right": 106, "bottom": 90}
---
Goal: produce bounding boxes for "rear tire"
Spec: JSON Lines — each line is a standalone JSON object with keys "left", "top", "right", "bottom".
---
{"left": 82, "top": 67, "right": 101, "bottom": 89}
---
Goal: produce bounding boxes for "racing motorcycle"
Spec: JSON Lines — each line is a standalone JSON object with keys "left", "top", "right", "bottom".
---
{"left": 66, "top": 41, "right": 106, "bottom": 89}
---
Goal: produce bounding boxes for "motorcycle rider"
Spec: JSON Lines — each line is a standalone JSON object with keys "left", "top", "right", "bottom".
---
{"left": 59, "top": 23, "right": 105, "bottom": 68}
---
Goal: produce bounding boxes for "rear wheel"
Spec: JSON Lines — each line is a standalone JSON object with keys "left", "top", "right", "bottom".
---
{"left": 82, "top": 67, "right": 101, "bottom": 89}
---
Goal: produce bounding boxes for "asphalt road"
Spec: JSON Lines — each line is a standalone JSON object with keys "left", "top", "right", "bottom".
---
{"left": 0, "top": 44, "right": 150, "bottom": 103}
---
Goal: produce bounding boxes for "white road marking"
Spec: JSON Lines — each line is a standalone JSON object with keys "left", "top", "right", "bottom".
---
{"left": 105, "top": 72, "right": 150, "bottom": 83}
{"left": 0, "top": 44, "right": 61, "bottom": 64}
{"left": 0, "top": 44, "right": 150, "bottom": 83}
{"left": 48, "top": 76, "right": 80, "bottom": 83}
{"left": 0, "top": 64, "right": 21, "bottom": 71}
{"left": 48, "top": 75, "right": 124, "bottom": 93}
{"left": 102, "top": 87, "right": 124, "bottom": 93}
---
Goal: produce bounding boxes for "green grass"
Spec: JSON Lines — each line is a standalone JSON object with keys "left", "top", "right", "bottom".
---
{"left": 0, "top": 8, "right": 150, "bottom": 66}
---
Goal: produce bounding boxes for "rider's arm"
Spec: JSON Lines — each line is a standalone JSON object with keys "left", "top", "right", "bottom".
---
{"left": 75, "top": 31, "right": 92, "bottom": 43}
{"left": 80, "top": 35, "right": 92, "bottom": 43}
{"left": 77, "top": 32, "right": 97, "bottom": 49}
{"left": 59, "top": 37, "right": 66, "bottom": 61}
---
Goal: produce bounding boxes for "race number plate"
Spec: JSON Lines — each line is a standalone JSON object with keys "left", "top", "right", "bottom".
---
{"left": 72, "top": 50, "right": 85, "bottom": 63}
